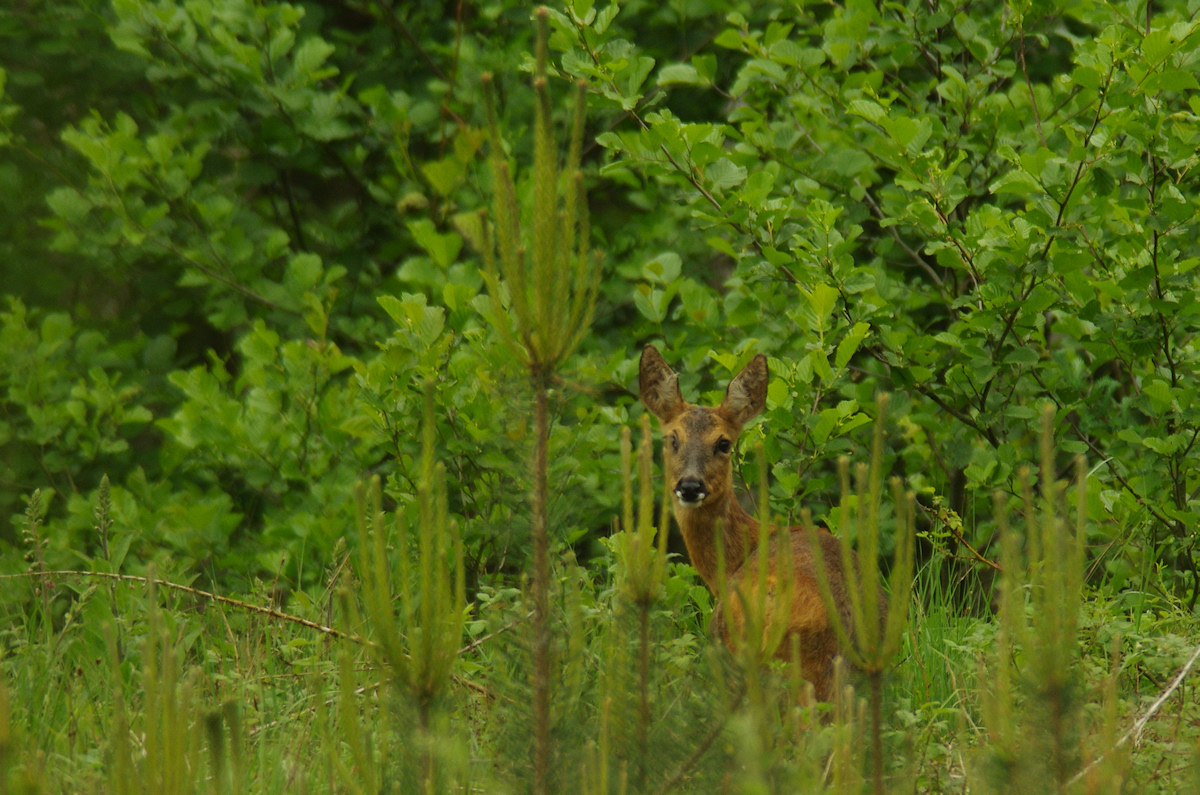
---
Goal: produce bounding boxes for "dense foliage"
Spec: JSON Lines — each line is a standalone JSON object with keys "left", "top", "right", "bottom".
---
{"left": 2, "top": 0, "right": 1200, "bottom": 791}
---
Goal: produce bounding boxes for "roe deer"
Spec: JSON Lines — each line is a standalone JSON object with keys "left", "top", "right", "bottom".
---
{"left": 639, "top": 344, "right": 864, "bottom": 703}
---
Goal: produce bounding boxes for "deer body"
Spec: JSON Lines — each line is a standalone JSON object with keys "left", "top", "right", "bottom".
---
{"left": 639, "top": 345, "right": 857, "bottom": 703}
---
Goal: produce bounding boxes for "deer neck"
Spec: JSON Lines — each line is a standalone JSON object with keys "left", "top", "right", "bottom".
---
{"left": 674, "top": 492, "right": 758, "bottom": 594}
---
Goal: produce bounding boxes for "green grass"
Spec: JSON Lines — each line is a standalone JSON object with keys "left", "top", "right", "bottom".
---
{"left": 3, "top": 420, "right": 1200, "bottom": 793}
{"left": 2, "top": 543, "right": 1198, "bottom": 794}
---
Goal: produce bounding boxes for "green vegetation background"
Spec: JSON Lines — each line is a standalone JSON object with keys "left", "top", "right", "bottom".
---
{"left": 2, "top": 0, "right": 1200, "bottom": 791}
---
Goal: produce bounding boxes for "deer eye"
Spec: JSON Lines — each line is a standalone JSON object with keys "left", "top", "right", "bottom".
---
{"left": 670, "top": 434, "right": 680, "bottom": 452}
{"left": 715, "top": 438, "right": 732, "bottom": 455}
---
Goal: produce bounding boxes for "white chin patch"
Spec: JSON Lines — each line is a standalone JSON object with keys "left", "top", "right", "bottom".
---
{"left": 675, "top": 491, "right": 706, "bottom": 507}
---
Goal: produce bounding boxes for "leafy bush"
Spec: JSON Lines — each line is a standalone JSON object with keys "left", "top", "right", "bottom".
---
{"left": 3, "top": 0, "right": 1200, "bottom": 791}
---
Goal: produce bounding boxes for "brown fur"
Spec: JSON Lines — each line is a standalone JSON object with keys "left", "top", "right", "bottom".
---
{"left": 639, "top": 345, "right": 859, "bottom": 703}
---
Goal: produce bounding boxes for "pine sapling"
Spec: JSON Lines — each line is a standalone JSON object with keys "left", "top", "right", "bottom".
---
{"left": 809, "top": 394, "right": 916, "bottom": 795}
{"left": 467, "top": 8, "right": 599, "bottom": 791}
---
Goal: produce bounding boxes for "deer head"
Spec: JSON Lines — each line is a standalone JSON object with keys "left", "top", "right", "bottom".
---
{"left": 638, "top": 345, "right": 768, "bottom": 511}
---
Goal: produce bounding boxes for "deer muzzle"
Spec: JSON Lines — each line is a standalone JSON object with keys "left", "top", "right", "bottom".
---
{"left": 674, "top": 478, "right": 707, "bottom": 507}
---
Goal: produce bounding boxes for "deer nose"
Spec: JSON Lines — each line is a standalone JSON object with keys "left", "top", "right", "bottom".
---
{"left": 675, "top": 478, "right": 707, "bottom": 506}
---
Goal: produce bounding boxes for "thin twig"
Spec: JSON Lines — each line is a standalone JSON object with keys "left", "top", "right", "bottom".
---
{"left": 1065, "top": 416, "right": 1179, "bottom": 534}
{"left": 653, "top": 685, "right": 746, "bottom": 795}
{"left": 1066, "top": 638, "right": 1200, "bottom": 787}
{"left": 375, "top": 0, "right": 448, "bottom": 82}
{"left": 1016, "top": 29, "right": 1047, "bottom": 148}
{"left": 458, "top": 610, "right": 534, "bottom": 656}
{"left": 918, "top": 501, "right": 1002, "bottom": 572}
{"left": 0, "top": 569, "right": 358, "bottom": 641}
{"left": 4, "top": 569, "right": 500, "bottom": 701}
{"left": 905, "top": 377, "right": 1000, "bottom": 448}
{"left": 0, "top": 569, "right": 511, "bottom": 680}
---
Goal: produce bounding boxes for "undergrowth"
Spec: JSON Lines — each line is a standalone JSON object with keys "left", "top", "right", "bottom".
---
{"left": 2, "top": 404, "right": 1199, "bottom": 794}
{"left": 5, "top": 4, "right": 1200, "bottom": 792}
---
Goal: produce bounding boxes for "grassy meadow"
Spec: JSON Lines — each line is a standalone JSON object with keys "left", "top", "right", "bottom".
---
{"left": 5, "top": 0, "right": 1200, "bottom": 792}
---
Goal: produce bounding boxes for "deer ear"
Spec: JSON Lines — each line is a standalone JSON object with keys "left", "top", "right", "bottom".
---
{"left": 721, "top": 354, "right": 768, "bottom": 427}
{"left": 639, "top": 345, "right": 685, "bottom": 423}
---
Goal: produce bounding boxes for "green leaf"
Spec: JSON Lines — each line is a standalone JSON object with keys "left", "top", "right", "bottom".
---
{"left": 881, "top": 115, "right": 926, "bottom": 150}
{"left": 714, "top": 29, "right": 743, "bottom": 50}
{"left": 1142, "top": 436, "right": 1178, "bottom": 455}
{"left": 678, "top": 279, "right": 717, "bottom": 323}
{"left": 40, "top": 313, "right": 73, "bottom": 346}
{"left": 707, "top": 349, "right": 737, "bottom": 372}
{"left": 761, "top": 246, "right": 791, "bottom": 267}
{"left": 990, "top": 170, "right": 1043, "bottom": 196}
{"left": 407, "top": 219, "right": 463, "bottom": 268}
{"left": 1143, "top": 379, "right": 1173, "bottom": 408}
{"left": 690, "top": 142, "right": 722, "bottom": 168}
{"left": 624, "top": 56, "right": 656, "bottom": 96}
{"left": 707, "top": 236, "right": 737, "bottom": 258}
{"left": 835, "top": 322, "right": 870, "bottom": 369}
{"left": 766, "top": 378, "right": 790, "bottom": 410}
{"left": 658, "top": 64, "right": 705, "bottom": 86}
{"left": 642, "top": 252, "right": 681, "bottom": 285}
{"left": 739, "top": 170, "right": 775, "bottom": 207}
{"left": 378, "top": 294, "right": 408, "bottom": 326}
{"left": 1004, "top": 347, "right": 1039, "bottom": 366}
{"left": 422, "top": 157, "right": 465, "bottom": 196}
{"left": 1117, "top": 428, "right": 1142, "bottom": 445}
{"left": 1143, "top": 28, "right": 1175, "bottom": 63}
{"left": 1005, "top": 404, "right": 1037, "bottom": 419}
{"left": 633, "top": 284, "right": 675, "bottom": 323}
{"left": 378, "top": 294, "right": 445, "bottom": 346}
{"left": 285, "top": 253, "right": 323, "bottom": 294}
{"left": 415, "top": 305, "right": 445, "bottom": 345}
{"left": 847, "top": 99, "right": 886, "bottom": 123}
{"left": 45, "top": 188, "right": 92, "bottom": 224}
{"left": 811, "top": 350, "right": 833, "bottom": 384}
{"left": 1071, "top": 66, "right": 1101, "bottom": 89}
{"left": 294, "top": 37, "right": 336, "bottom": 75}
{"left": 1119, "top": 266, "right": 1154, "bottom": 291}
{"left": 594, "top": 3, "right": 619, "bottom": 34}
{"left": 692, "top": 54, "right": 717, "bottom": 83}
{"left": 808, "top": 282, "right": 839, "bottom": 326}
{"left": 705, "top": 158, "right": 747, "bottom": 189}
{"left": 1151, "top": 69, "right": 1199, "bottom": 93}
{"left": 812, "top": 406, "right": 839, "bottom": 443}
